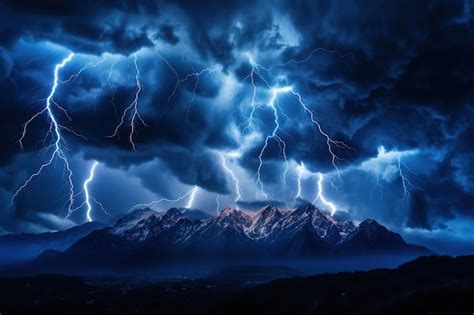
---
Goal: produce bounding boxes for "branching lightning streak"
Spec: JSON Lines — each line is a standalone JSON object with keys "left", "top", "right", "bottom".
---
{"left": 67, "top": 161, "right": 109, "bottom": 222}
{"left": 107, "top": 53, "right": 146, "bottom": 150}
{"left": 253, "top": 85, "right": 349, "bottom": 199}
{"left": 159, "top": 54, "right": 218, "bottom": 105}
{"left": 290, "top": 89, "right": 352, "bottom": 176}
{"left": 313, "top": 172, "right": 337, "bottom": 216}
{"left": 129, "top": 186, "right": 198, "bottom": 212}
{"left": 13, "top": 53, "right": 76, "bottom": 212}
{"left": 240, "top": 54, "right": 272, "bottom": 132}
{"left": 238, "top": 50, "right": 353, "bottom": 200}
{"left": 61, "top": 58, "right": 105, "bottom": 84}
{"left": 264, "top": 47, "right": 357, "bottom": 71}
{"left": 255, "top": 86, "right": 290, "bottom": 199}
{"left": 220, "top": 153, "right": 241, "bottom": 207}
{"left": 397, "top": 156, "right": 419, "bottom": 200}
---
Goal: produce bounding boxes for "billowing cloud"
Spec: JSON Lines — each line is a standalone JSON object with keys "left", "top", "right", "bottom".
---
{"left": 0, "top": 0, "right": 472, "bottom": 254}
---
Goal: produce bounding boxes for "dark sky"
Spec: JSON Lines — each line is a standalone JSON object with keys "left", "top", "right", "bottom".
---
{"left": 0, "top": 0, "right": 473, "bottom": 255}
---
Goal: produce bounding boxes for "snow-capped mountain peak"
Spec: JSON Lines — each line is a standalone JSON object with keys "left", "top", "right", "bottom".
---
{"left": 64, "top": 204, "right": 431, "bottom": 263}
{"left": 248, "top": 205, "right": 282, "bottom": 238}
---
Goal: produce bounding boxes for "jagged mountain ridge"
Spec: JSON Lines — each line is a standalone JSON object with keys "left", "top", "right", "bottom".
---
{"left": 34, "top": 203, "right": 431, "bottom": 268}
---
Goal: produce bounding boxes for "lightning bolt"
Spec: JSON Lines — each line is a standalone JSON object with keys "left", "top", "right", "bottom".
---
{"left": 235, "top": 51, "right": 352, "bottom": 200}
{"left": 290, "top": 89, "right": 352, "bottom": 176}
{"left": 83, "top": 161, "right": 97, "bottom": 222}
{"left": 129, "top": 185, "right": 198, "bottom": 212}
{"left": 264, "top": 47, "right": 357, "bottom": 71}
{"left": 159, "top": 54, "right": 219, "bottom": 129}
{"left": 61, "top": 58, "right": 106, "bottom": 84}
{"left": 220, "top": 153, "right": 242, "bottom": 207}
{"left": 255, "top": 86, "right": 290, "bottom": 199}
{"left": 82, "top": 161, "right": 98, "bottom": 222}
{"left": 107, "top": 53, "right": 146, "bottom": 150}
{"left": 215, "top": 194, "right": 220, "bottom": 214}
{"left": 240, "top": 53, "right": 272, "bottom": 132}
{"left": 186, "top": 185, "right": 198, "bottom": 209}
{"left": 313, "top": 172, "right": 337, "bottom": 216}
{"left": 13, "top": 53, "right": 77, "bottom": 213}
{"left": 159, "top": 54, "right": 218, "bottom": 103}
{"left": 252, "top": 85, "right": 349, "bottom": 199}
{"left": 295, "top": 162, "right": 307, "bottom": 200}
{"left": 397, "top": 155, "right": 420, "bottom": 200}
{"left": 375, "top": 146, "right": 420, "bottom": 201}
{"left": 67, "top": 161, "right": 109, "bottom": 222}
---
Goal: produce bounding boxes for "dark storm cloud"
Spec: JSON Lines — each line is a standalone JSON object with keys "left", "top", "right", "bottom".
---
{"left": 0, "top": 48, "right": 13, "bottom": 79}
{"left": 407, "top": 191, "right": 431, "bottom": 229}
{"left": 172, "top": 0, "right": 290, "bottom": 69}
{"left": 153, "top": 24, "right": 180, "bottom": 45}
{"left": 0, "top": 0, "right": 472, "bottom": 246}
{"left": 0, "top": 0, "right": 159, "bottom": 55}
{"left": 274, "top": 0, "right": 474, "bottom": 239}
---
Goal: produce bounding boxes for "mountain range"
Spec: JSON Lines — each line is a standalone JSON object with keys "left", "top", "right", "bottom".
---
{"left": 30, "top": 203, "right": 430, "bottom": 270}
{"left": 0, "top": 222, "right": 103, "bottom": 266}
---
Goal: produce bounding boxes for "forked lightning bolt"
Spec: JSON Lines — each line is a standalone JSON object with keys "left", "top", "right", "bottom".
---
{"left": 397, "top": 156, "right": 419, "bottom": 200}
{"left": 237, "top": 51, "right": 352, "bottom": 200}
{"left": 290, "top": 89, "right": 352, "bottom": 175}
{"left": 295, "top": 162, "right": 307, "bottom": 200}
{"left": 67, "top": 161, "right": 109, "bottom": 222}
{"left": 255, "top": 87, "right": 290, "bottom": 199}
{"left": 160, "top": 53, "right": 218, "bottom": 104}
{"left": 253, "top": 85, "right": 350, "bottom": 199}
{"left": 61, "top": 58, "right": 106, "bottom": 84}
{"left": 13, "top": 53, "right": 77, "bottom": 213}
{"left": 313, "top": 172, "right": 337, "bottom": 216}
{"left": 107, "top": 53, "right": 146, "bottom": 150}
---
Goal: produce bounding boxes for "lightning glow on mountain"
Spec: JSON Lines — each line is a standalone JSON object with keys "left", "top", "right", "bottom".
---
{"left": 13, "top": 53, "right": 76, "bottom": 212}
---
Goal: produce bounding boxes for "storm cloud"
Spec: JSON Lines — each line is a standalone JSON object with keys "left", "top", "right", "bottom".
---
{"left": 0, "top": 0, "right": 472, "bottom": 254}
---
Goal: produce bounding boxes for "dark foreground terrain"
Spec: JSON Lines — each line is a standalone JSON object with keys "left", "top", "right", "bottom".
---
{"left": 0, "top": 255, "right": 473, "bottom": 314}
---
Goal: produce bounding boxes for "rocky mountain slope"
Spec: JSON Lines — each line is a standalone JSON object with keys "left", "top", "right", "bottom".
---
{"left": 33, "top": 203, "right": 431, "bottom": 269}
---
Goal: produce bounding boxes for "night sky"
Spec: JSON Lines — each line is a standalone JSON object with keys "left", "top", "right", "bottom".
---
{"left": 0, "top": 0, "right": 473, "bottom": 255}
